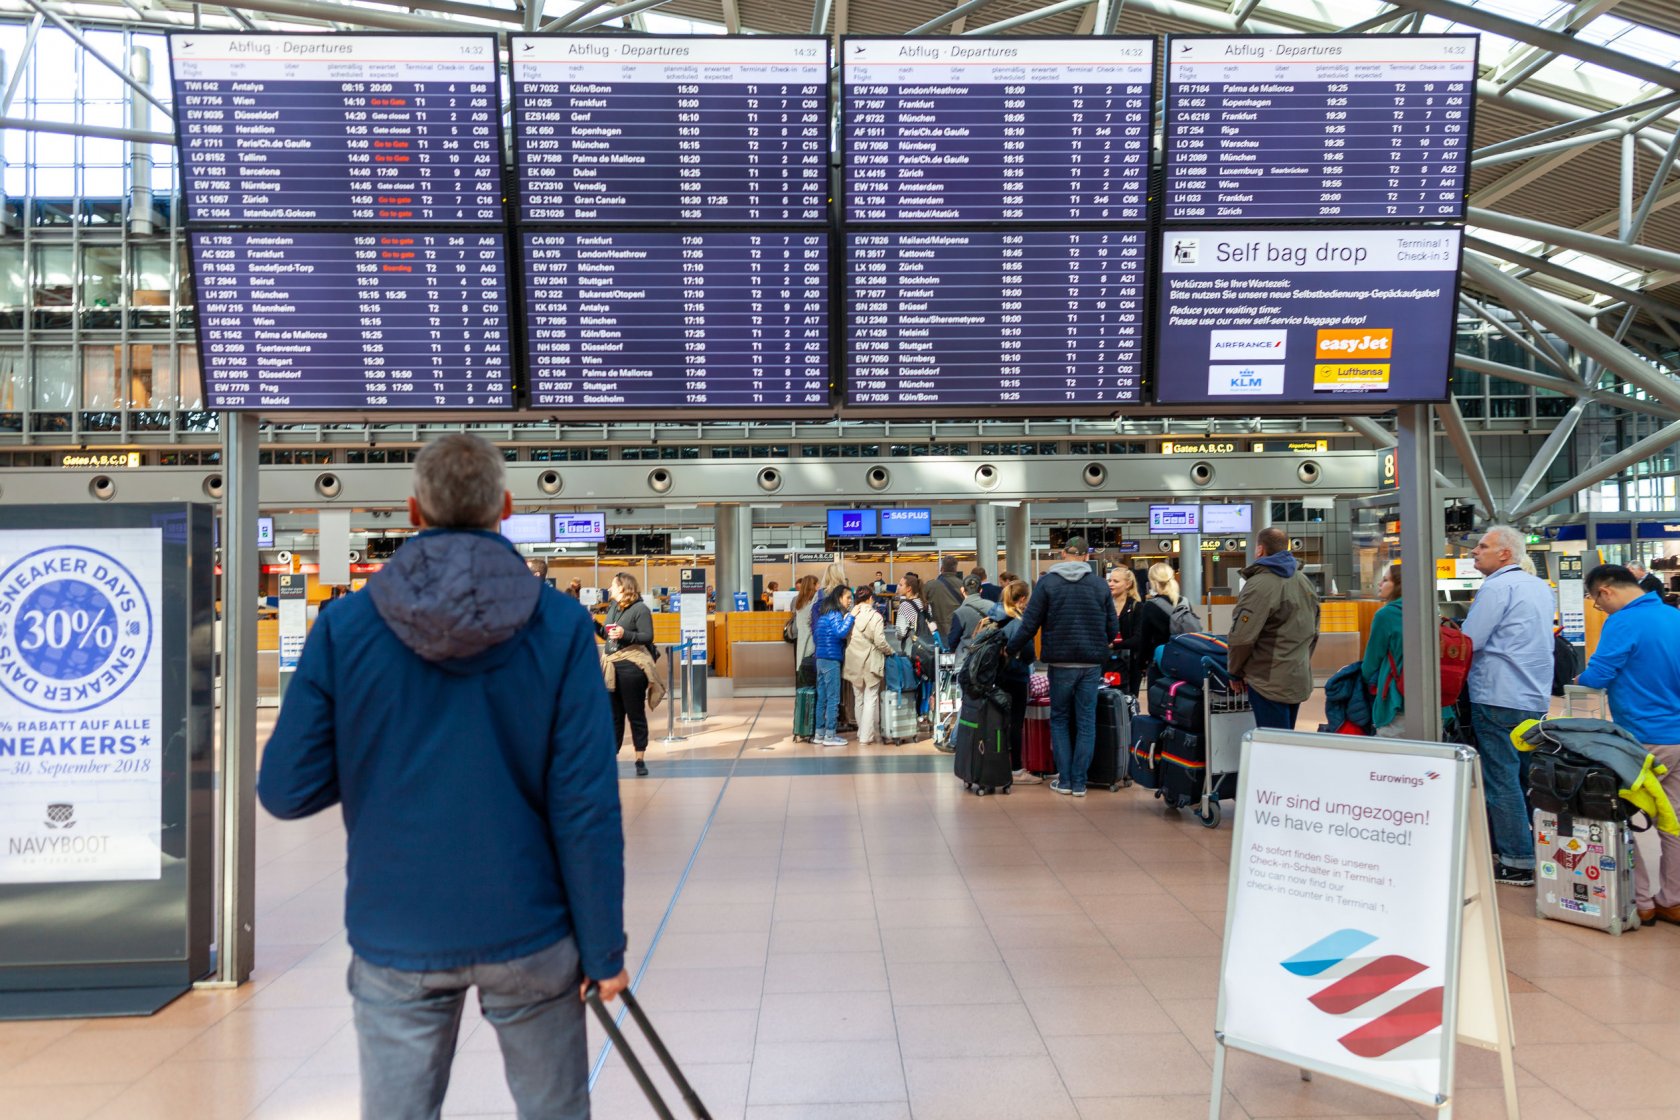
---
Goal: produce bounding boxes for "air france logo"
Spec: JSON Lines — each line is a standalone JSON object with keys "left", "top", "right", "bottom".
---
{"left": 0, "top": 546, "right": 153, "bottom": 714}
{"left": 1282, "top": 929, "right": 1443, "bottom": 1058}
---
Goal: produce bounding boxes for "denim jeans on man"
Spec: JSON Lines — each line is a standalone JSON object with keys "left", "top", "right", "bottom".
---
{"left": 816, "top": 657, "right": 843, "bottom": 738}
{"left": 349, "top": 936, "right": 588, "bottom": 1120}
{"left": 1048, "top": 665, "right": 1103, "bottom": 792}
{"left": 1469, "top": 702, "right": 1541, "bottom": 869}
{"left": 1246, "top": 689, "right": 1300, "bottom": 733}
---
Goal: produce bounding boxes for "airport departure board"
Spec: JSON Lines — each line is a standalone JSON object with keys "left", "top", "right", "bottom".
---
{"left": 170, "top": 34, "right": 504, "bottom": 225}
{"left": 190, "top": 229, "right": 513, "bottom": 410}
{"left": 512, "top": 36, "right": 829, "bottom": 225}
{"left": 1163, "top": 35, "right": 1476, "bottom": 222}
{"left": 842, "top": 38, "right": 1154, "bottom": 223}
{"left": 522, "top": 231, "right": 830, "bottom": 413}
{"left": 847, "top": 229, "right": 1144, "bottom": 411}
{"left": 1154, "top": 226, "right": 1461, "bottom": 405}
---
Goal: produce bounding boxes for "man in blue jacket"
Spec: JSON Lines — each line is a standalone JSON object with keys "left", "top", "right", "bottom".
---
{"left": 1007, "top": 536, "right": 1118, "bottom": 796}
{"left": 1578, "top": 563, "right": 1680, "bottom": 924}
{"left": 258, "top": 433, "right": 625, "bottom": 1120}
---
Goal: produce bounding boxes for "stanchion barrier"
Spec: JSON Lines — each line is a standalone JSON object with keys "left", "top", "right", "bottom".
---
{"left": 658, "top": 640, "right": 692, "bottom": 745}
{"left": 678, "top": 640, "right": 708, "bottom": 724}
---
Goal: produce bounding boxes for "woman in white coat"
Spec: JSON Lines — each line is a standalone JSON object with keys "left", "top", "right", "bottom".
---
{"left": 843, "top": 584, "right": 896, "bottom": 746}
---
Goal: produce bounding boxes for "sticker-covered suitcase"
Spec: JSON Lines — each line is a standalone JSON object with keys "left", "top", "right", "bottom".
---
{"left": 882, "top": 687, "right": 921, "bottom": 744}
{"left": 1087, "top": 687, "right": 1133, "bottom": 791}
{"left": 1534, "top": 808, "right": 1640, "bottom": 935}
{"left": 1023, "top": 698, "right": 1053, "bottom": 774}
{"left": 793, "top": 685, "right": 816, "bottom": 743}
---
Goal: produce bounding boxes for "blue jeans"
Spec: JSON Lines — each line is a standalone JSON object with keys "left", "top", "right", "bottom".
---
{"left": 1469, "top": 702, "right": 1543, "bottom": 869}
{"left": 816, "top": 657, "right": 842, "bottom": 738}
{"left": 1049, "top": 665, "right": 1102, "bottom": 792}
{"left": 1247, "top": 688, "right": 1300, "bottom": 733}
{"left": 348, "top": 937, "right": 589, "bottom": 1120}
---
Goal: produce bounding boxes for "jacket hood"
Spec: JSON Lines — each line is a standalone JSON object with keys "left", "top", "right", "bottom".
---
{"left": 367, "top": 529, "right": 541, "bottom": 669}
{"left": 1049, "top": 561, "right": 1095, "bottom": 582}
{"left": 1248, "top": 552, "right": 1298, "bottom": 580}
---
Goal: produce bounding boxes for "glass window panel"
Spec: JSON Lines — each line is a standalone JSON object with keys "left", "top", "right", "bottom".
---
{"left": 82, "top": 343, "right": 124, "bottom": 409}
{"left": 82, "top": 164, "right": 124, "bottom": 198}
{"left": 31, "top": 244, "right": 73, "bottom": 327}
{"left": 33, "top": 165, "right": 74, "bottom": 196}
{"left": 0, "top": 348, "right": 23, "bottom": 415}
{"left": 177, "top": 344, "right": 203, "bottom": 411}
{"left": 82, "top": 136, "right": 124, "bottom": 167}
{"left": 34, "top": 101, "right": 76, "bottom": 125}
{"left": 34, "top": 30, "right": 78, "bottom": 89}
{"left": 0, "top": 243, "right": 22, "bottom": 329}
{"left": 33, "top": 346, "right": 76, "bottom": 409}
{"left": 82, "top": 244, "right": 124, "bottom": 313}
{"left": 80, "top": 101, "right": 128, "bottom": 130}
{"left": 83, "top": 33, "right": 130, "bottom": 101}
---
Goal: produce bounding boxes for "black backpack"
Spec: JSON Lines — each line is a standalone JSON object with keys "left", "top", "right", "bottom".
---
{"left": 1551, "top": 633, "right": 1579, "bottom": 697}
{"left": 958, "top": 623, "right": 1011, "bottom": 700}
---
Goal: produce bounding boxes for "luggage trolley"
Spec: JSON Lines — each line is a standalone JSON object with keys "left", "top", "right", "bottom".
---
{"left": 1194, "top": 678, "right": 1255, "bottom": 828}
{"left": 929, "top": 632, "right": 963, "bottom": 753}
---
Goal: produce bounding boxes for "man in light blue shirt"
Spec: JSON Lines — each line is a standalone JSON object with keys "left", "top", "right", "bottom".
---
{"left": 1577, "top": 563, "right": 1680, "bottom": 924}
{"left": 1460, "top": 525, "right": 1556, "bottom": 887}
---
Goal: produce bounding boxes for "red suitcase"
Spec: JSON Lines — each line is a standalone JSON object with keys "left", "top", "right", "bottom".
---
{"left": 1023, "top": 698, "right": 1054, "bottom": 774}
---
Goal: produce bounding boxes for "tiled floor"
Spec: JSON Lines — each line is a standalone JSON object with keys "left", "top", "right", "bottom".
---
{"left": 3, "top": 694, "right": 1678, "bottom": 1119}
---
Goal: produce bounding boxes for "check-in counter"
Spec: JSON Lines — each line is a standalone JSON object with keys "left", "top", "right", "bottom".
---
{"left": 724, "top": 611, "right": 796, "bottom": 692}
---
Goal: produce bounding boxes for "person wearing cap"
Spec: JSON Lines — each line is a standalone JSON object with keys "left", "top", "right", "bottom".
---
{"left": 950, "top": 571, "right": 1006, "bottom": 663}
{"left": 1005, "top": 536, "right": 1118, "bottom": 797}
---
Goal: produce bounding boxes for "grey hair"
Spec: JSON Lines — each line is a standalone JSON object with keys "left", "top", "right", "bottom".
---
{"left": 1483, "top": 524, "right": 1526, "bottom": 562}
{"left": 412, "top": 433, "right": 508, "bottom": 529}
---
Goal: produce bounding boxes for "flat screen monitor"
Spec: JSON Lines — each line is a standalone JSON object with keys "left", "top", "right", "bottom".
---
{"left": 188, "top": 229, "right": 514, "bottom": 410}
{"left": 553, "top": 512, "right": 607, "bottom": 544}
{"left": 1154, "top": 226, "right": 1462, "bottom": 405}
{"left": 1203, "top": 503, "right": 1252, "bottom": 534}
{"left": 1149, "top": 504, "right": 1201, "bottom": 533}
{"left": 511, "top": 35, "right": 829, "bottom": 225}
{"left": 827, "top": 509, "right": 879, "bottom": 537}
{"left": 842, "top": 37, "right": 1153, "bottom": 224}
{"left": 170, "top": 33, "right": 505, "bottom": 226}
{"left": 501, "top": 513, "right": 553, "bottom": 544}
{"left": 256, "top": 516, "right": 274, "bottom": 548}
{"left": 878, "top": 508, "right": 931, "bottom": 537}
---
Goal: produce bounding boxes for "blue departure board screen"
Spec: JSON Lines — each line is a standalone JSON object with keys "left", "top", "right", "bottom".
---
{"left": 522, "top": 230, "right": 830, "bottom": 414}
{"left": 842, "top": 37, "right": 1153, "bottom": 224}
{"left": 512, "top": 35, "right": 829, "bottom": 225}
{"left": 190, "top": 229, "right": 513, "bottom": 410}
{"left": 1163, "top": 35, "right": 1476, "bottom": 223}
{"left": 847, "top": 229, "right": 1145, "bottom": 412}
{"left": 1154, "top": 226, "right": 1461, "bottom": 405}
{"left": 170, "top": 34, "right": 504, "bottom": 225}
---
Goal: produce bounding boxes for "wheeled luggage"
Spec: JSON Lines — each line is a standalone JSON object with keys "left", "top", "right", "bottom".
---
{"left": 1159, "top": 727, "right": 1235, "bottom": 807}
{"left": 1534, "top": 808, "right": 1640, "bottom": 935}
{"left": 1129, "top": 713, "right": 1166, "bottom": 789}
{"left": 1086, "top": 687, "right": 1133, "bottom": 792}
{"left": 1022, "top": 698, "right": 1053, "bottom": 774}
{"left": 585, "top": 985, "right": 714, "bottom": 1120}
{"left": 882, "top": 686, "right": 921, "bottom": 744}
{"left": 793, "top": 685, "right": 816, "bottom": 743}
{"left": 952, "top": 692, "right": 1013, "bottom": 795}
{"left": 1156, "top": 632, "right": 1231, "bottom": 688}
{"left": 1147, "top": 677, "right": 1203, "bottom": 731}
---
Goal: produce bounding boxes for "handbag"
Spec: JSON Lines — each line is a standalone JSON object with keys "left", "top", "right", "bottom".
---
{"left": 783, "top": 616, "right": 797, "bottom": 644}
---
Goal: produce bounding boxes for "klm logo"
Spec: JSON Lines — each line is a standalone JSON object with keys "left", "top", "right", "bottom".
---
{"left": 1230, "top": 369, "right": 1264, "bottom": 388}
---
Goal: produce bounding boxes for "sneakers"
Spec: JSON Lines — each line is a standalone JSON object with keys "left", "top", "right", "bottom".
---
{"left": 634, "top": 759, "right": 648, "bottom": 777}
{"left": 1494, "top": 863, "right": 1534, "bottom": 887}
{"left": 819, "top": 735, "right": 847, "bottom": 748}
{"left": 1070, "top": 787, "right": 1087, "bottom": 798}
{"left": 1012, "top": 769, "right": 1044, "bottom": 785}
{"left": 1049, "top": 779, "right": 1073, "bottom": 796}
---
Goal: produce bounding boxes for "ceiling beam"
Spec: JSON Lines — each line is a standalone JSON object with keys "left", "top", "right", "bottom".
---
{"left": 1468, "top": 206, "right": 1680, "bottom": 276}
{"left": 1511, "top": 418, "right": 1680, "bottom": 521}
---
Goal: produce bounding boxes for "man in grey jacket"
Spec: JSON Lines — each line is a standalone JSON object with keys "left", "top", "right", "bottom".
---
{"left": 1228, "top": 527, "right": 1320, "bottom": 731}
{"left": 950, "top": 573, "right": 1006, "bottom": 661}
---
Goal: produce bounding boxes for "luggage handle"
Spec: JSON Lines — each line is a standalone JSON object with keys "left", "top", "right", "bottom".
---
{"left": 584, "top": 985, "right": 713, "bottom": 1120}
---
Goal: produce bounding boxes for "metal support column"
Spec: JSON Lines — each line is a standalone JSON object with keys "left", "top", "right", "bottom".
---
{"left": 733, "top": 505, "right": 753, "bottom": 602}
{"left": 1397, "top": 405, "right": 1443, "bottom": 743}
{"left": 1247, "top": 497, "right": 1272, "bottom": 567}
{"left": 974, "top": 504, "right": 999, "bottom": 580}
{"left": 214, "top": 412, "right": 259, "bottom": 985}
{"left": 128, "top": 46, "right": 154, "bottom": 235}
{"left": 714, "top": 505, "right": 742, "bottom": 611}
{"left": 1180, "top": 533, "right": 1204, "bottom": 615}
{"left": 1005, "top": 503, "right": 1031, "bottom": 581}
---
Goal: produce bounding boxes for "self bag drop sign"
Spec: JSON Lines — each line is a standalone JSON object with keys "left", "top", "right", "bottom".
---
{"left": 1155, "top": 227, "right": 1461, "bottom": 405}
{"left": 0, "top": 529, "right": 163, "bottom": 883}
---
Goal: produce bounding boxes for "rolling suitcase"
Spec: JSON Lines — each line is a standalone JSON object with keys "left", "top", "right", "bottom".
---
{"left": 882, "top": 686, "right": 921, "bottom": 743}
{"left": 1148, "top": 677, "right": 1204, "bottom": 731}
{"left": 793, "top": 685, "right": 816, "bottom": 743}
{"left": 1159, "top": 727, "right": 1207, "bottom": 808}
{"left": 1129, "top": 714, "right": 1166, "bottom": 789}
{"left": 952, "top": 692, "right": 1013, "bottom": 795}
{"left": 1022, "top": 698, "right": 1054, "bottom": 774}
{"left": 1156, "top": 632, "right": 1231, "bottom": 688}
{"left": 1534, "top": 808, "right": 1640, "bottom": 935}
{"left": 1087, "top": 687, "right": 1132, "bottom": 792}
{"left": 585, "top": 985, "right": 713, "bottom": 1119}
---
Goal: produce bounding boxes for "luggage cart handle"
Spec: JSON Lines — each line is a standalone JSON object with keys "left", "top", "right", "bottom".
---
{"left": 584, "top": 984, "right": 713, "bottom": 1120}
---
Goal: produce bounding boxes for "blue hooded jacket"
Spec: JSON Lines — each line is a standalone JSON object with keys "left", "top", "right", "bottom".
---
{"left": 257, "top": 529, "right": 626, "bottom": 980}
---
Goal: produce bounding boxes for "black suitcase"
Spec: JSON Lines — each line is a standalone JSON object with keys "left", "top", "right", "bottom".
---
{"left": 1129, "top": 713, "right": 1167, "bottom": 789}
{"left": 1147, "top": 677, "right": 1203, "bottom": 731}
{"left": 953, "top": 692, "right": 1013, "bottom": 795}
{"left": 1159, "top": 726, "right": 1238, "bottom": 806}
{"left": 1087, "top": 687, "right": 1132, "bottom": 791}
{"left": 585, "top": 985, "right": 713, "bottom": 1120}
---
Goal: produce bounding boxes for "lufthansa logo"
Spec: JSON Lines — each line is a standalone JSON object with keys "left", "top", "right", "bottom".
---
{"left": 0, "top": 546, "right": 153, "bottom": 714}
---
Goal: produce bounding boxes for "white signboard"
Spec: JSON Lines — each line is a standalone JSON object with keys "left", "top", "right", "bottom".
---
{"left": 1213, "top": 731, "right": 1517, "bottom": 1117}
{"left": 277, "top": 574, "right": 307, "bottom": 673}
{"left": 0, "top": 529, "right": 163, "bottom": 883}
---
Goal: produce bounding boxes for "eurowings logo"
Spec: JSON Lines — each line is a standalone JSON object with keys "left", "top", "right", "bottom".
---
{"left": 1281, "top": 929, "right": 1443, "bottom": 1058}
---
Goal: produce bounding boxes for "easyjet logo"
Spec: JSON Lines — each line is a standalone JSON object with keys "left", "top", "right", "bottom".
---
{"left": 1315, "top": 329, "right": 1393, "bottom": 359}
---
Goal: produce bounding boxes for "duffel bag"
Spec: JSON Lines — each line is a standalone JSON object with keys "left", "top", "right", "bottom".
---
{"left": 1147, "top": 677, "right": 1203, "bottom": 730}
{"left": 1156, "top": 632, "right": 1230, "bottom": 688}
{"left": 1528, "top": 752, "right": 1625, "bottom": 822}
{"left": 884, "top": 652, "right": 917, "bottom": 694}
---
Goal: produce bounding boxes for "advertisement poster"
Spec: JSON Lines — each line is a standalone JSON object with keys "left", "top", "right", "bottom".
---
{"left": 277, "top": 573, "right": 308, "bottom": 673}
{"left": 1556, "top": 554, "right": 1586, "bottom": 645}
{"left": 1156, "top": 227, "right": 1461, "bottom": 404}
{"left": 679, "top": 568, "right": 708, "bottom": 661}
{"left": 1221, "top": 739, "right": 1460, "bottom": 1100}
{"left": 0, "top": 529, "right": 163, "bottom": 883}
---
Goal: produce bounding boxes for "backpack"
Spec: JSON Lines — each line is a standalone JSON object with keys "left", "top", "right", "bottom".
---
{"left": 1552, "top": 633, "right": 1579, "bottom": 698}
{"left": 1167, "top": 598, "right": 1201, "bottom": 637}
{"left": 957, "top": 622, "right": 1010, "bottom": 700}
{"left": 1381, "top": 620, "right": 1474, "bottom": 708}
